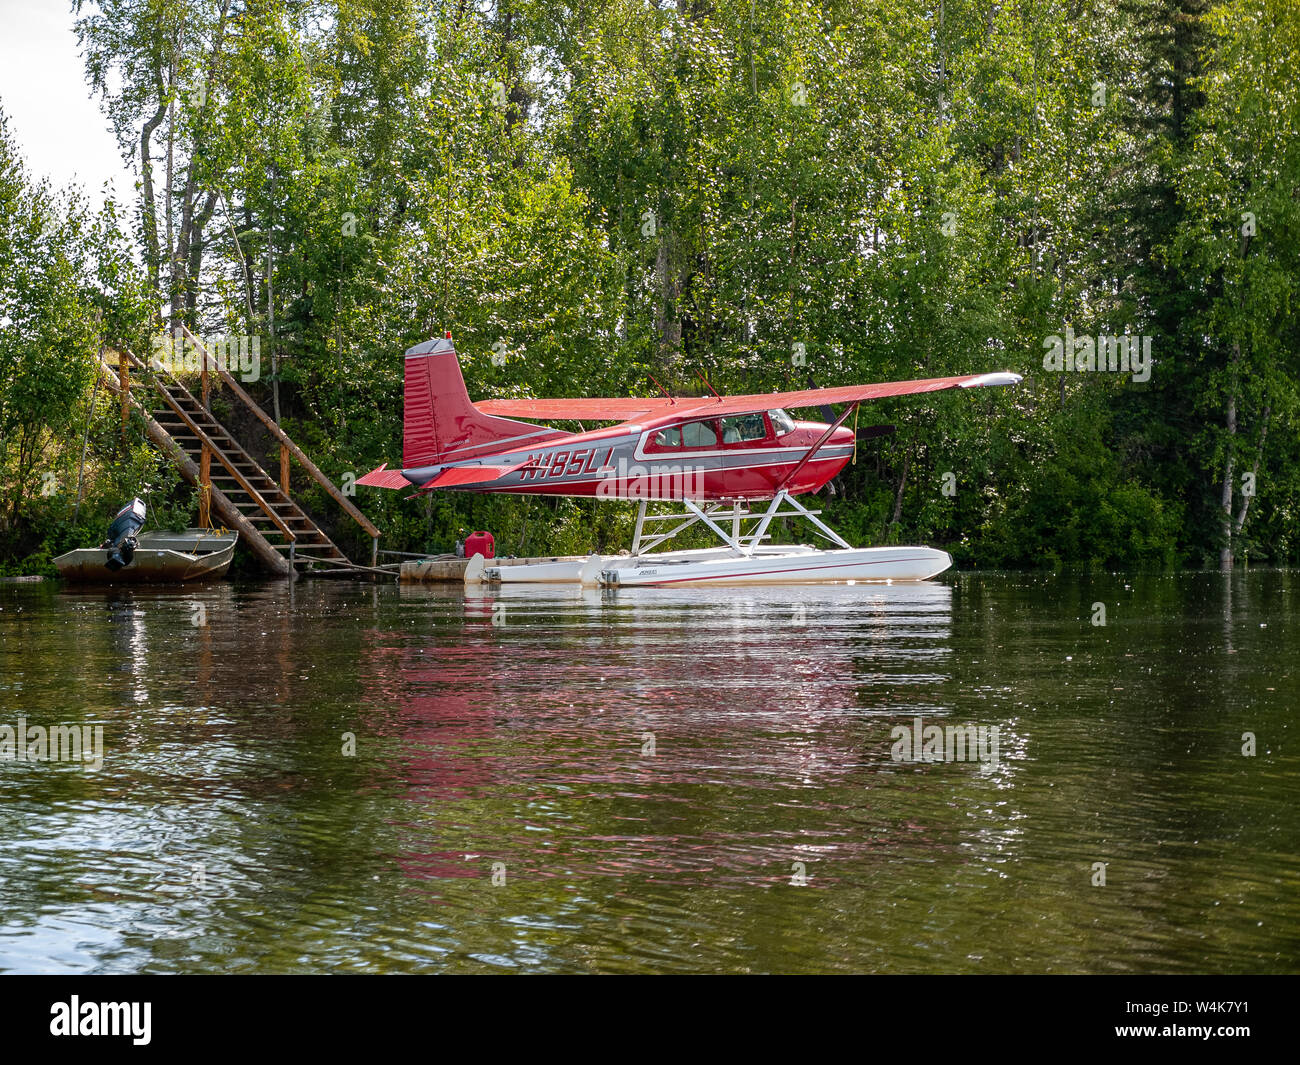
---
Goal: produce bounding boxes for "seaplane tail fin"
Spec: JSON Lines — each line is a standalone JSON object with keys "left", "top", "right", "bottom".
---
{"left": 402, "top": 336, "right": 561, "bottom": 468}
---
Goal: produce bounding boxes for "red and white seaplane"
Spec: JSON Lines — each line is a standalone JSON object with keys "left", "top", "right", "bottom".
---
{"left": 358, "top": 335, "right": 1020, "bottom": 586}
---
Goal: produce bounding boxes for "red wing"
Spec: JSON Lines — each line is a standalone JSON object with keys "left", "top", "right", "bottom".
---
{"left": 473, "top": 373, "right": 1020, "bottom": 423}
{"left": 705, "top": 373, "right": 1022, "bottom": 416}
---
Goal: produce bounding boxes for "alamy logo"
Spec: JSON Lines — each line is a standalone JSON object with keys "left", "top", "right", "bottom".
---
{"left": 0, "top": 718, "right": 103, "bottom": 771}
{"left": 890, "top": 716, "right": 1000, "bottom": 766}
{"left": 50, "top": 996, "right": 151, "bottom": 1045}
{"left": 595, "top": 459, "right": 707, "bottom": 501}
{"left": 150, "top": 330, "right": 261, "bottom": 382}
{"left": 1043, "top": 326, "right": 1152, "bottom": 382}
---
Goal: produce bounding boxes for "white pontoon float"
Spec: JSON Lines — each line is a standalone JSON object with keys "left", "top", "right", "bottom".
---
{"left": 464, "top": 489, "right": 952, "bottom": 587}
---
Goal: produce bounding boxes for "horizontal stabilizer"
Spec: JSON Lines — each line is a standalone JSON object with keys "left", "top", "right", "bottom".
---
{"left": 356, "top": 464, "right": 412, "bottom": 489}
{"left": 425, "top": 464, "right": 519, "bottom": 489}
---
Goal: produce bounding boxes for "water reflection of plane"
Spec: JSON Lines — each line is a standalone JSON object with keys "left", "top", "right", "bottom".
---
{"left": 364, "top": 595, "right": 507, "bottom": 881}
{"left": 460, "top": 580, "right": 956, "bottom": 717}
{"left": 379, "top": 580, "right": 1026, "bottom": 885}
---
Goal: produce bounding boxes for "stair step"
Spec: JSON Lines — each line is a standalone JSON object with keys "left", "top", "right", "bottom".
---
{"left": 159, "top": 419, "right": 233, "bottom": 443}
{"left": 216, "top": 474, "right": 285, "bottom": 489}
{"left": 162, "top": 431, "right": 240, "bottom": 451}
{"left": 217, "top": 488, "right": 288, "bottom": 504}
{"left": 226, "top": 506, "right": 308, "bottom": 526}
{"left": 216, "top": 468, "right": 264, "bottom": 479}
{"left": 214, "top": 468, "right": 275, "bottom": 481}
{"left": 236, "top": 513, "right": 315, "bottom": 527}
{"left": 230, "top": 500, "right": 308, "bottom": 515}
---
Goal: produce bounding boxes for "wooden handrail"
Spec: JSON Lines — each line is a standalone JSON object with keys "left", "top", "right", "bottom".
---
{"left": 140, "top": 364, "right": 298, "bottom": 543}
{"left": 179, "top": 325, "right": 381, "bottom": 540}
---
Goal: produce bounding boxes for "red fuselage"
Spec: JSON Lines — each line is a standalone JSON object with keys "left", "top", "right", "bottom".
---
{"left": 403, "top": 408, "right": 856, "bottom": 501}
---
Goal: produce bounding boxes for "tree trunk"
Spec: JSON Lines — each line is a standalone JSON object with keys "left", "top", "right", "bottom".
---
{"left": 1219, "top": 350, "right": 1239, "bottom": 571}
{"left": 168, "top": 0, "right": 230, "bottom": 331}
{"left": 173, "top": 168, "right": 196, "bottom": 331}
{"left": 139, "top": 99, "right": 167, "bottom": 318}
{"left": 655, "top": 220, "right": 681, "bottom": 369}
{"left": 891, "top": 448, "right": 911, "bottom": 526}
{"left": 165, "top": 38, "right": 177, "bottom": 332}
{"left": 184, "top": 191, "right": 218, "bottom": 321}
{"left": 1233, "top": 403, "right": 1269, "bottom": 539}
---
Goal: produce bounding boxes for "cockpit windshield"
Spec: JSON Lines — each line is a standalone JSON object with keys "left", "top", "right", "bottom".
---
{"left": 768, "top": 409, "right": 796, "bottom": 436}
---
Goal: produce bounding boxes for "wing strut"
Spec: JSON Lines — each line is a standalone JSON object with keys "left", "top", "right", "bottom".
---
{"left": 776, "top": 402, "right": 859, "bottom": 493}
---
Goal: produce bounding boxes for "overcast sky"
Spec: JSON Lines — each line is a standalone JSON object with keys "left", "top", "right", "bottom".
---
{"left": 0, "top": 1, "right": 132, "bottom": 211}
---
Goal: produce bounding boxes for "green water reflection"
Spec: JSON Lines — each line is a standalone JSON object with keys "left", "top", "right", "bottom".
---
{"left": 0, "top": 571, "right": 1296, "bottom": 973}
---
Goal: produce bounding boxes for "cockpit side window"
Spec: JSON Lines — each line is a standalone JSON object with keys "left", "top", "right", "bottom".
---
{"left": 680, "top": 419, "right": 719, "bottom": 448}
{"left": 719, "top": 413, "right": 769, "bottom": 444}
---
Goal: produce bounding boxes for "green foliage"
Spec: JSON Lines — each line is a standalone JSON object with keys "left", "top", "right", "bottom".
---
{"left": 2, "top": 0, "right": 1297, "bottom": 573}
{"left": 0, "top": 103, "right": 155, "bottom": 570}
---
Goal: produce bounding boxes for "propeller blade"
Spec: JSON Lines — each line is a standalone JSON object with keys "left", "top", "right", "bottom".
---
{"left": 804, "top": 375, "right": 835, "bottom": 422}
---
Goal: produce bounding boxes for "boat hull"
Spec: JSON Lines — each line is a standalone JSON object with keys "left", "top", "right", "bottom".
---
{"left": 54, "top": 531, "right": 237, "bottom": 584}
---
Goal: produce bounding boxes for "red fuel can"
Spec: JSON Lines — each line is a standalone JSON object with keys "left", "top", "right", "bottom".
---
{"left": 464, "top": 530, "right": 495, "bottom": 559}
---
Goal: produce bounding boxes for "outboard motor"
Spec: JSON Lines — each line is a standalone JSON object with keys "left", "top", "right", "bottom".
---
{"left": 101, "top": 498, "right": 147, "bottom": 571}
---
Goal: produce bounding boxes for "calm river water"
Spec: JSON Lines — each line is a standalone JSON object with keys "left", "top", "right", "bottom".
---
{"left": 0, "top": 571, "right": 1296, "bottom": 973}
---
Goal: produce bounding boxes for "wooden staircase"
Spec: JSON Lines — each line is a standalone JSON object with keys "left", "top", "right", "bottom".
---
{"left": 151, "top": 377, "right": 353, "bottom": 572}
{"left": 100, "top": 332, "right": 383, "bottom": 578}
